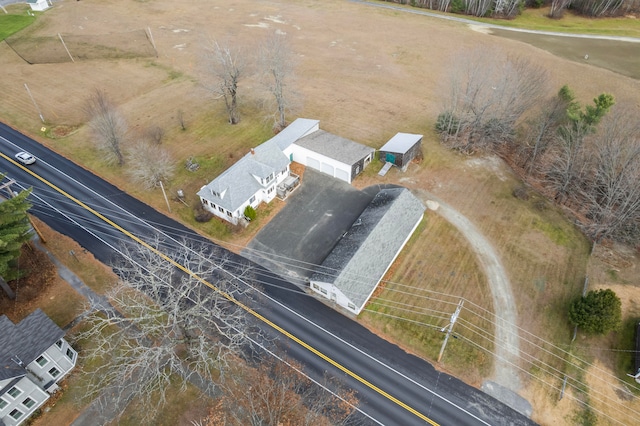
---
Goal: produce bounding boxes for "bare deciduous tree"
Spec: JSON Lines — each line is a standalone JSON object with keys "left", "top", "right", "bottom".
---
{"left": 215, "top": 357, "right": 359, "bottom": 426}
{"left": 436, "top": 49, "right": 548, "bottom": 155}
{"left": 74, "top": 239, "right": 259, "bottom": 423}
{"left": 85, "top": 88, "right": 128, "bottom": 166}
{"left": 205, "top": 41, "right": 248, "bottom": 125}
{"left": 146, "top": 125, "right": 165, "bottom": 145}
{"left": 578, "top": 106, "right": 640, "bottom": 244}
{"left": 520, "top": 85, "right": 577, "bottom": 176}
{"left": 259, "top": 33, "right": 297, "bottom": 132}
{"left": 126, "top": 141, "right": 175, "bottom": 190}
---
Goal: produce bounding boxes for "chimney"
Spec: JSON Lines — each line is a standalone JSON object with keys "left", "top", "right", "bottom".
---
{"left": 250, "top": 148, "right": 255, "bottom": 155}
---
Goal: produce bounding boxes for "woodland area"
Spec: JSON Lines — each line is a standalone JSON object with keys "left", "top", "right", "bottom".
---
{"left": 383, "top": 0, "right": 640, "bottom": 18}
{"left": 436, "top": 49, "right": 640, "bottom": 246}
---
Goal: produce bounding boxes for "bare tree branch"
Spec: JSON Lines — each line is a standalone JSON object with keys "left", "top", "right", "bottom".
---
{"left": 84, "top": 88, "right": 128, "bottom": 166}
{"left": 259, "top": 32, "right": 298, "bottom": 132}
{"left": 204, "top": 40, "right": 249, "bottom": 125}
{"left": 126, "top": 141, "right": 175, "bottom": 190}
{"left": 74, "top": 238, "right": 261, "bottom": 423}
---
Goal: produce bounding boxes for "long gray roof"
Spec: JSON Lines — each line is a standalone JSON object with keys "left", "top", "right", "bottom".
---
{"left": 265, "top": 118, "right": 319, "bottom": 151}
{"left": 0, "top": 309, "right": 64, "bottom": 381}
{"left": 197, "top": 141, "right": 290, "bottom": 213}
{"left": 379, "top": 132, "right": 423, "bottom": 154}
{"left": 311, "top": 188, "right": 425, "bottom": 310}
{"left": 295, "top": 130, "right": 375, "bottom": 165}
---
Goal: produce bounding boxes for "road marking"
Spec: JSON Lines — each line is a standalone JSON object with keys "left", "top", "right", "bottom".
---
{"left": 0, "top": 151, "right": 439, "bottom": 426}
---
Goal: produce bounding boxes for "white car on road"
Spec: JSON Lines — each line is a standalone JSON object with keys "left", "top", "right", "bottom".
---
{"left": 15, "top": 151, "right": 36, "bottom": 165}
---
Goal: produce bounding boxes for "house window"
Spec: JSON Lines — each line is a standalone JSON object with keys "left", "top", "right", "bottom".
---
{"left": 49, "top": 367, "right": 61, "bottom": 378}
{"left": 348, "top": 303, "right": 356, "bottom": 310}
{"left": 267, "top": 187, "right": 273, "bottom": 194}
{"left": 249, "top": 195, "right": 256, "bottom": 204}
{"left": 36, "top": 355, "right": 48, "bottom": 367}
{"left": 8, "top": 386, "right": 22, "bottom": 399}
{"left": 312, "top": 283, "right": 319, "bottom": 291}
{"left": 320, "top": 287, "right": 327, "bottom": 295}
{"left": 226, "top": 211, "right": 232, "bottom": 217}
{"left": 0, "top": 398, "right": 8, "bottom": 410}
{"left": 55, "top": 339, "right": 63, "bottom": 349}
{"left": 218, "top": 206, "right": 224, "bottom": 213}
{"left": 22, "top": 397, "right": 36, "bottom": 409}
{"left": 9, "top": 408, "right": 23, "bottom": 420}
{"left": 66, "top": 348, "right": 76, "bottom": 360}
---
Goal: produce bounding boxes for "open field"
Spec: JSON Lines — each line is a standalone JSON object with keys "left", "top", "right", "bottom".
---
{"left": 1, "top": 0, "right": 639, "bottom": 424}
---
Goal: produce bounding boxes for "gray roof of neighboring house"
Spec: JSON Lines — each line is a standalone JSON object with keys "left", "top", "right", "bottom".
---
{"left": 197, "top": 142, "right": 290, "bottom": 213}
{"left": 295, "top": 130, "right": 375, "bottom": 166}
{"left": 379, "top": 133, "right": 423, "bottom": 154}
{"left": 310, "top": 188, "right": 425, "bottom": 310}
{"left": 0, "top": 309, "right": 64, "bottom": 381}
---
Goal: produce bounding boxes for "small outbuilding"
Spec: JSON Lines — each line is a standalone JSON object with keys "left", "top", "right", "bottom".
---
{"left": 309, "top": 187, "right": 425, "bottom": 314}
{"left": 378, "top": 133, "right": 423, "bottom": 172}
{"left": 27, "top": 0, "right": 50, "bottom": 12}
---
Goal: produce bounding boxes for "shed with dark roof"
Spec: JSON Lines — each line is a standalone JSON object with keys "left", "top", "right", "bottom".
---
{"left": 309, "top": 188, "right": 425, "bottom": 314}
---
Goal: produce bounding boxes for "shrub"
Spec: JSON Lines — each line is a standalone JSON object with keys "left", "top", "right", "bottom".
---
{"left": 244, "top": 205, "right": 257, "bottom": 221}
{"left": 569, "top": 289, "right": 622, "bottom": 335}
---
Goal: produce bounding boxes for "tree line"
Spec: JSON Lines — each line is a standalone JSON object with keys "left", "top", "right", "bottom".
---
{"left": 436, "top": 49, "right": 640, "bottom": 246}
{"left": 382, "top": 0, "right": 640, "bottom": 18}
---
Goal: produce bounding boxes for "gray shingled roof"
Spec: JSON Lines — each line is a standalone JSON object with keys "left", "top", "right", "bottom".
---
{"left": 311, "top": 188, "right": 425, "bottom": 310}
{"left": 197, "top": 142, "right": 290, "bottom": 213}
{"left": 0, "top": 309, "right": 64, "bottom": 381}
{"left": 295, "top": 130, "right": 375, "bottom": 165}
{"left": 265, "top": 118, "right": 319, "bottom": 151}
{"left": 379, "top": 133, "right": 422, "bottom": 154}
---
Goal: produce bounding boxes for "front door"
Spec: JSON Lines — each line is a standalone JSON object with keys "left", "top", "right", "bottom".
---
{"left": 385, "top": 152, "right": 396, "bottom": 164}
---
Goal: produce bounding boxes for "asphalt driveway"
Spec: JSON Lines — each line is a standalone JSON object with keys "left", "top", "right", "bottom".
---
{"left": 243, "top": 168, "right": 376, "bottom": 284}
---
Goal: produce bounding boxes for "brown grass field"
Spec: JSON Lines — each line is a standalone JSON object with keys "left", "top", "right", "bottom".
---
{"left": 2, "top": 0, "right": 640, "bottom": 424}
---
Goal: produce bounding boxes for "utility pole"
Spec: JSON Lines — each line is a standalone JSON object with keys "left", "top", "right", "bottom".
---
{"left": 159, "top": 181, "right": 171, "bottom": 213}
{"left": 24, "top": 83, "right": 45, "bottom": 123}
{"left": 438, "top": 299, "right": 464, "bottom": 363}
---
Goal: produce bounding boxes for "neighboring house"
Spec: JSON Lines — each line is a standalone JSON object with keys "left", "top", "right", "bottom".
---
{"left": 309, "top": 188, "right": 425, "bottom": 314}
{"left": 27, "top": 0, "right": 50, "bottom": 11}
{"left": 0, "top": 309, "right": 77, "bottom": 426}
{"left": 378, "top": 133, "right": 423, "bottom": 172}
{"left": 285, "top": 130, "right": 375, "bottom": 184}
{"left": 198, "top": 118, "right": 375, "bottom": 224}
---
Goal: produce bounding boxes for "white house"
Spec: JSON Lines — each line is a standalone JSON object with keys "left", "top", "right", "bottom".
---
{"left": 27, "top": 0, "right": 50, "bottom": 12}
{"left": 309, "top": 188, "right": 425, "bottom": 314}
{"left": 0, "top": 309, "right": 77, "bottom": 426}
{"left": 198, "top": 118, "right": 376, "bottom": 225}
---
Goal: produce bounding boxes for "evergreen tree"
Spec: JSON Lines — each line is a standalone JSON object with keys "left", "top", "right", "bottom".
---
{"left": 569, "top": 289, "right": 622, "bottom": 335}
{"left": 0, "top": 184, "right": 33, "bottom": 288}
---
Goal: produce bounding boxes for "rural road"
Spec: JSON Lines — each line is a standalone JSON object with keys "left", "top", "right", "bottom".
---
{"left": 351, "top": 0, "right": 640, "bottom": 43}
{"left": 415, "top": 190, "right": 527, "bottom": 409}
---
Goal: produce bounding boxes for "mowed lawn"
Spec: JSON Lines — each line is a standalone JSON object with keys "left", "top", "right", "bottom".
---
{"left": 1, "top": 0, "right": 638, "bottom": 424}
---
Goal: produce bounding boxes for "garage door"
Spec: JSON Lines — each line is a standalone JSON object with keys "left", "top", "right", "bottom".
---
{"left": 321, "top": 162, "right": 334, "bottom": 177}
{"left": 307, "top": 156, "right": 321, "bottom": 171}
{"left": 334, "top": 168, "right": 350, "bottom": 183}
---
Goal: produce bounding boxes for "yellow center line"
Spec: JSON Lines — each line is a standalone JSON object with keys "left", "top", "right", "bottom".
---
{"left": 2, "top": 152, "right": 439, "bottom": 426}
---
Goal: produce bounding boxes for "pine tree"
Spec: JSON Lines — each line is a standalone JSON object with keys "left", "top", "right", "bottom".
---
{"left": 0, "top": 184, "right": 33, "bottom": 297}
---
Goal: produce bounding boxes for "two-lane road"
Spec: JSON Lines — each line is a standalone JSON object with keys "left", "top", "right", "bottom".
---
{"left": 0, "top": 122, "right": 535, "bottom": 426}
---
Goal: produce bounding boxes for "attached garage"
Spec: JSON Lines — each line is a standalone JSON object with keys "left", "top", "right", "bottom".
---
{"left": 286, "top": 130, "right": 375, "bottom": 184}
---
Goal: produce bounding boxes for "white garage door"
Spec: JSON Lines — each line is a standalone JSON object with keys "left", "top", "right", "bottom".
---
{"left": 321, "top": 162, "right": 334, "bottom": 177}
{"left": 307, "top": 156, "right": 321, "bottom": 171}
{"left": 334, "top": 168, "right": 350, "bottom": 183}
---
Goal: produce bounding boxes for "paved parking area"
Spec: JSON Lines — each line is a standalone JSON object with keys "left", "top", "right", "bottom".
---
{"left": 243, "top": 168, "right": 375, "bottom": 284}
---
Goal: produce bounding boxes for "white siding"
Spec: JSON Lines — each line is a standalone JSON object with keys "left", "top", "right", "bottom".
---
{"left": 0, "top": 377, "right": 49, "bottom": 426}
{"left": 286, "top": 144, "right": 353, "bottom": 183}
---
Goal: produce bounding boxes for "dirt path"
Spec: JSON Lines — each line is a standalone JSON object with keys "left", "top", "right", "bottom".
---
{"left": 416, "top": 190, "right": 521, "bottom": 391}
